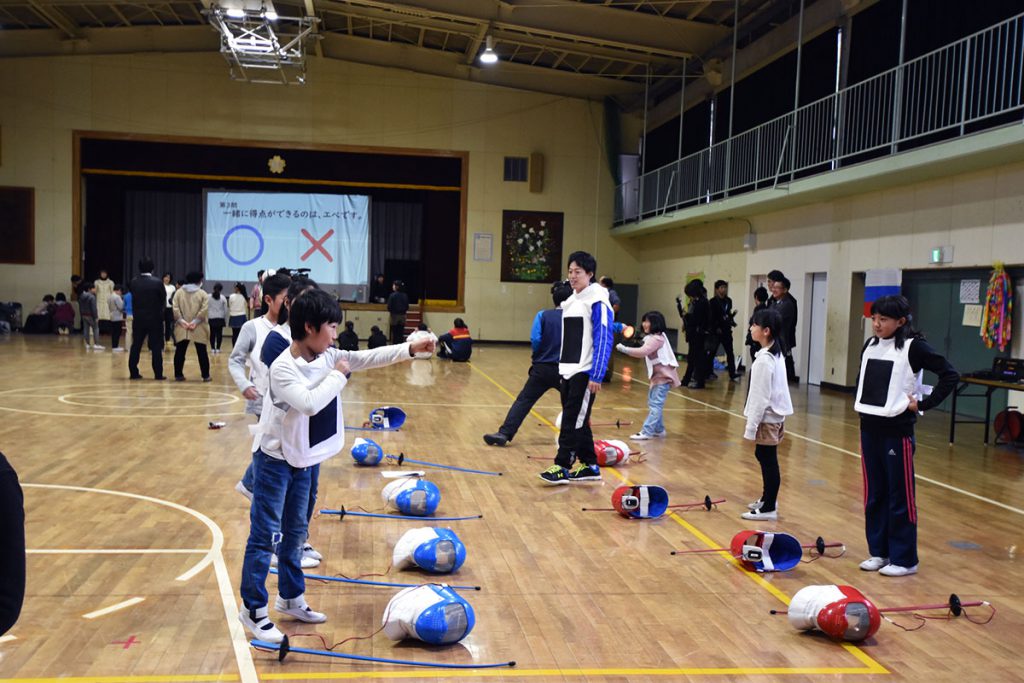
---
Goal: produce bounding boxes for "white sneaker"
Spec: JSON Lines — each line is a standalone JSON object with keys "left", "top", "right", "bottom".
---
{"left": 741, "top": 507, "right": 778, "bottom": 521}
{"left": 270, "top": 553, "right": 320, "bottom": 569}
{"left": 879, "top": 563, "right": 917, "bottom": 577}
{"left": 302, "top": 544, "right": 323, "bottom": 561}
{"left": 859, "top": 556, "right": 890, "bottom": 572}
{"left": 239, "top": 605, "right": 285, "bottom": 643}
{"left": 235, "top": 481, "right": 253, "bottom": 502}
{"left": 652, "top": 430, "right": 667, "bottom": 438}
{"left": 630, "top": 432, "right": 653, "bottom": 440}
{"left": 747, "top": 498, "right": 763, "bottom": 510}
{"left": 275, "top": 594, "right": 327, "bottom": 623}
{"left": 92, "top": 344, "right": 105, "bottom": 350}
{"left": 112, "top": 347, "right": 126, "bottom": 352}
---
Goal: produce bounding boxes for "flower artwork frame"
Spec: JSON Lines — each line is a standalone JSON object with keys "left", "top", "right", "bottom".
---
{"left": 500, "top": 210, "right": 564, "bottom": 283}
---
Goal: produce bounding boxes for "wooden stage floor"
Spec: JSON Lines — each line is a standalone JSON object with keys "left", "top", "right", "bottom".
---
{"left": 0, "top": 334, "right": 1022, "bottom": 682}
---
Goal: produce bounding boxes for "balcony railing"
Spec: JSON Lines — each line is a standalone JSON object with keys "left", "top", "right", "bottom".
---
{"left": 616, "top": 11, "right": 1024, "bottom": 224}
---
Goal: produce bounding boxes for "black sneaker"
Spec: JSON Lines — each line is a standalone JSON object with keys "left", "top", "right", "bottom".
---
{"left": 567, "top": 463, "right": 602, "bottom": 483}
{"left": 538, "top": 465, "right": 569, "bottom": 485}
{"left": 483, "top": 432, "right": 510, "bottom": 447}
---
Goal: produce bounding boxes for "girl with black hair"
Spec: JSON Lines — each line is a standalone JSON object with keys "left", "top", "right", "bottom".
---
{"left": 616, "top": 310, "right": 681, "bottom": 439}
{"left": 854, "top": 295, "right": 958, "bottom": 577}
{"left": 741, "top": 307, "right": 793, "bottom": 521}
{"left": 228, "top": 282, "right": 249, "bottom": 346}
{"left": 208, "top": 283, "right": 227, "bottom": 354}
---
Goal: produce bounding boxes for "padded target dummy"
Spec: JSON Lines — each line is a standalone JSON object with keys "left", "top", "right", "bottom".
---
{"left": 382, "top": 584, "right": 476, "bottom": 645}
{"left": 788, "top": 585, "right": 881, "bottom": 642}
{"left": 729, "top": 530, "right": 802, "bottom": 572}
{"left": 595, "top": 439, "right": 632, "bottom": 466}
{"left": 351, "top": 437, "right": 384, "bottom": 466}
{"left": 369, "top": 406, "right": 406, "bottom": 430}
{"left": 392, "top": 527, "right": 467, "bottom": 574}
{"left": 381, "top": 478, "right": 441, "bottom": 516}
{"left": 610, "top": 485, "right": 670, "bottom": 519}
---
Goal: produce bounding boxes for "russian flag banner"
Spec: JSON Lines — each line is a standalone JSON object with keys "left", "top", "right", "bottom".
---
{"left": 864, "top": 269, "right": 902, "bottom": 317}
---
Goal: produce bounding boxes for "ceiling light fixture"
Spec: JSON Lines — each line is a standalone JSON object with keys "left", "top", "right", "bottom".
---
{"left": 479, "top": 35, "right": 498, "bottom": 65}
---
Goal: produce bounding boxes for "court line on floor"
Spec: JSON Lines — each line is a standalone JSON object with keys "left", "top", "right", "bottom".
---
{"left": 27, "top": 549, "right": 208, "bottom": 555}
{"left": 618, "top": 373, "right": 1024, "bottom": 518}
{"left": 467, "top": 362, "right": 887, "bottom": 677}
{"left": 21, "top": 484, "right": 256, "bottom": 683}
{"left": 82, "top": 597, "right": 145, "bottom": 619}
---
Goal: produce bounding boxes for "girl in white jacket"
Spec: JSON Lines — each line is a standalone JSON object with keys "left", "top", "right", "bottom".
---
{"left": 741, "top": 307, "right": 794, "bottom": 521}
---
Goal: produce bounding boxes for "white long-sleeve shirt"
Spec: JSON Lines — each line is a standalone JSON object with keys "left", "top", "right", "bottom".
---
{"left": 256, "top": 342, "right": 413, "bottom": 466}
{"left": 743, "top": 347, "right": 794, "bottom": 440}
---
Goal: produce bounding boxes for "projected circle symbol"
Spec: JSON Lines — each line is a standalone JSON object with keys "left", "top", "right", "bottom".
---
{"left": 222, "top": 224, "right": 265, "bottom": 266}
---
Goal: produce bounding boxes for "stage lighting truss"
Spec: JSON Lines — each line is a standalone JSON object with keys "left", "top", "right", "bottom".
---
{"left": 206, "top": 4, "right": 320, "bottom": 85}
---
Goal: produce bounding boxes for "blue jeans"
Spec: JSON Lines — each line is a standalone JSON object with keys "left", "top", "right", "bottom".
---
{"left": 240, "top": 450, "right": 312, "bottom": 609}
{"left": 641, "top": 383, "right": 670, "bottom": 435}
{"left": 242, "top": 457, "right": 318, "bottom": 527}
{"left": 241, "top": 455, "right": 256, "bottom": 492}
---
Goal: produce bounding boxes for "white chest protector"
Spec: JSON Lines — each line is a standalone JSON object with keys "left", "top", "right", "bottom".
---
{"left": 854, "top": 337, "right": 922, "bottom": 417}
{"left": 643, "top": 333, "right": 679, "bottom": 378}
{"left": 382, "top": 584, "right": 476, "bottom": 644}
{"left": 279, "top": 354, "right": 346, "bottom": 467}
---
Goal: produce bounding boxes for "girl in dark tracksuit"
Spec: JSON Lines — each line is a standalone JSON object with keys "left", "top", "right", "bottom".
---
{"left": 854, "top": 296, "right": 958, "bottom": 577}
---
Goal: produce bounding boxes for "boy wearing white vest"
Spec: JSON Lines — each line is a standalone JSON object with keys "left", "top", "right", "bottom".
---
{"left": 854, "top": 295, "right": 957, "bottom": 577}
{"left": 228, "top": 273, "right": 293, "bottom": 500}
{"left": 238, "top": 289, "right": 434, "bottom": 643}
{"left": 615, "top": 310, "right": 681, "bottom": 439}
{"left": 539, "top": 251, "right": 614, "bottom": 485}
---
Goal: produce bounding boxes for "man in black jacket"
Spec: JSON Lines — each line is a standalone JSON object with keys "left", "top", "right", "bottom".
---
{"left": 128, "top": 257, "right": 169, "bottom": 380}
{"left": 677, "top": 279, "right": 711, "bottom": 389}
{"left": 386, "top": 280, "right": 409, "bottom": 344}
{"left": 710, "top": 280, "right": 740, "bottom": 381}
{"left": 0, "top": 451, "right": 25, "bottom": 637}
{"left": 771, "top": 275, "right": 799, "bottom": 383}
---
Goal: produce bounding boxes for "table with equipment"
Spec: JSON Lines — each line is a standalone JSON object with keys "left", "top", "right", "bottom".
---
{"left": 948, "top": 376, "right": 1024, "bottom": 444}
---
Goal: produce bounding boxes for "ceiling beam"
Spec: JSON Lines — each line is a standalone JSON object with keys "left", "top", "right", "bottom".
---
{"left": 0, "top": 24, "right": 216, "bottom": 56}
{"left": 27, "top": 0, "right": 82, "bottom": 38}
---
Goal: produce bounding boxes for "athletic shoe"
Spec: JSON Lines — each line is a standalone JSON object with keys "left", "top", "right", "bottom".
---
{"left": 235, "top": 481, "right": 253, "bottom": 502}
{"left": 239, "top": 606, "right": 285, "bottom": 643}
{"left": 112, "top": 347, "right": 126, "bottom": 352}
{"left": 270, "top": 553, "right": 320, "bottom": 569}
{"left": 858, "top": 556, "right": 890, "bottom": 572}
{"left": 747, "top": 498, "right": 763, "bottom": 510}
{"left": 202, "top": 377, "right": 212, "bottom": 382}
{"left": 483, "top": 432, "right": 510, "bottom": 447}
{"left": 92, "top": 344, "right": 105, "bottom": 350}
{"left": 630, "top": 432, "right": 653, "bottom": 441}
{"left": 302, "top": 544, "right": 322, "bottom": 561}
{"left": 741, "top": 507, "right": 778, "bottom": 521}
{"left": 652, "top": 430, "right": 667, "bottom": 438}
{"left": 275, "top": 595, "right": 327, "bottom": 623}
{"left": 567, "top": 463, "right": 602, "bottom": 483}
{"left": 538, "top": 465, "right": 570, "bottom": 485}
{"left": 154, "top": 375, "right": 166, "bottom": 381}
{"left": 174, "top": 376, "right": 186, "bottom": 381}
{"left": 129, "top": 374, "right": 144, "bottom": 380}
{"left": 879, "top": 563, "right": 917, "bottom": 577}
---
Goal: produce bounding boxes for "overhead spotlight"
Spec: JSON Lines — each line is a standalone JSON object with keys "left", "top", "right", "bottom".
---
{"left": 225, "top": 7, "right": 245, "bottom": 18}
{"left": 479, "top": 35, "right": 498, "bottom": 65}
{"left": 264, "top": 9, "right": 278, "bottom": 20}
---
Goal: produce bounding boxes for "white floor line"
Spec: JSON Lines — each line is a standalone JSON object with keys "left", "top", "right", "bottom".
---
{"left": 23, "top": 483, "right": 257, "bottom": 683}
{"left": 83, "top": 597, "right": 145, "bottom": 619}
{"left": 0, "top": 635, "right": 16, "bottom": 644}
{"left": 614, "top": 372, "right": 1024, "bottom": 517}
{"left": 28, "top": 548, "right": 207, "bottom": 554}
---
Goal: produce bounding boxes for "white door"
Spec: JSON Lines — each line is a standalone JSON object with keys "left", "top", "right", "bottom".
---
{"left": 807, "top": 272, "right": 828, "bottom": 386}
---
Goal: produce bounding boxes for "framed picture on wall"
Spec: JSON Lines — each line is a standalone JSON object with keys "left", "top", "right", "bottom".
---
{"left": 500, "top": 210, "right": 563, "bottom": 283}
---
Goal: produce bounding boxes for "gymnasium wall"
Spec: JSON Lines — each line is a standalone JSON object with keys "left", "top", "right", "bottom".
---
{"left": 630, "top": 160, "right": 1024, "bottom": 387}
{"left": 0, "top": 52, "right": 638, "bottom": 341}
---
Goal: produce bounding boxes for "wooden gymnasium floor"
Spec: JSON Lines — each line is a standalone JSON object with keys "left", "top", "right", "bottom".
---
{"left": 0, "top": 333, "right": 1022, "bottom": 683}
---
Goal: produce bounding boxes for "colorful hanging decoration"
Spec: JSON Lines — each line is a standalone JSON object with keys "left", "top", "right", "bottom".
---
{"left": 980, "top": 262, "right": 1013, "bottom": 351}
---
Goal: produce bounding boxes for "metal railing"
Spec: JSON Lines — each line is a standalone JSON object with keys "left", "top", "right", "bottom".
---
{"left": 616, "top": 11, "right": 1024, "bottom": 224}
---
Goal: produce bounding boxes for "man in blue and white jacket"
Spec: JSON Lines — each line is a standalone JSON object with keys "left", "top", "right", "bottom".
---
{"left": 539, "top": 251, "right": 614, "bottom": 485}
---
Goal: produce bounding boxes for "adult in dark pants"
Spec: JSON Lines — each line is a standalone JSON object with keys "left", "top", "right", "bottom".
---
{"left": 128, "top": 257, "right": 168, "bottom": 380}
{"left": 538, "top": 252, "right": 613, "bottom": 485}
{"left": 484, "top": 281, "right": 573, "bottom": 447}
{"left": 387, "top": 280, "right": 409, "bottom": 344}
{"left": 771, "top": 276, "right": 799, "bottom": 384}
{"left": 677, "top": 278, "right": 711, "bottom": 389}
{"left": 599, "top": 276, "right": 621, "bottom": 383}
{"left": 746, "top": 286, "right": 770, "bottom": 365}
{"left": 0, "top": 451, "right": 25, "bottom": 637}
{"left": 710, "top": 279, "right": 741, "bottom": 381}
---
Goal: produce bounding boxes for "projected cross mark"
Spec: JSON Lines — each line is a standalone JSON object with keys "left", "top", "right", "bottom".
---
{"left": 301, "top": 228, "right": 335, "bottom": 262}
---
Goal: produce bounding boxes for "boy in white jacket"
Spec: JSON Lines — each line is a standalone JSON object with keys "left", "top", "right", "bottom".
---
{"left": 238, "top": 288, "right": 434, "bottom": 643}
{"left": 741, "top": 307, "right": 793, "bottom": 521}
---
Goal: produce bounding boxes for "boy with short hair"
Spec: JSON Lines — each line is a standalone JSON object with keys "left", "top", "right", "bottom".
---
{"left": 109, "top": 285, "right": 125, "bottom": 351}
{"left": 538, "top": 251, "right": 613, "bottom": 485}
{"left": 238, "top": 288, "right": 434, "bottom": 643}
{"left": 79, "top": 282, "right": 102, "bottom": 350}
